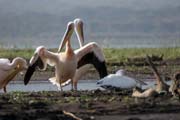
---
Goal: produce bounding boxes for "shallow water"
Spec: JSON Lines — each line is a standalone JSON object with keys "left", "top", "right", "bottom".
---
{"left": 3, "top": 80, "right": 101, "bottom": 92}
{"left": 1, "top": 79, "right": 172, "bottom": 93}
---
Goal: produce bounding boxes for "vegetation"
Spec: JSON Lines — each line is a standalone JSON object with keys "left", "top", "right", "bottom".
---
{"left": 0, "top": 47, "right": 180, "bottom": 62}
{"left": 104, "top": 47, "right": 180, "bottom": 63}
{"left": 0, "top": 47, "right": 179, "bottom": 76}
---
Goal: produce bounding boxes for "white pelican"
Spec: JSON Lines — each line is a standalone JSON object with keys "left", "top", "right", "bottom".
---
{"left": 24, "top": 19, "right": 108, "bottom": 91}
{"left": 58, "top": 18, "right": 108, "bottom": 90}
{"left": 0, "top": 57, "right": 27, "bottom": 93}
{"left": 96, "top": 69, "right": 146, "bottom": 90}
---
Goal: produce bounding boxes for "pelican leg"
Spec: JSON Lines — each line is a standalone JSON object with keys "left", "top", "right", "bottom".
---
{"left": 74, "top": 81, "right": 78, "bottom": 91}
{"left": 71, "top": 80, "right": 74, "bottom": 91}
{"left": 3, "top": 86, "right": 7, "bottom": 93}
{"left": 59, "top": 79, "right": 63, "bottom": 91}
{"left": 60, "top": 84, "right": 63, "bottom": 91}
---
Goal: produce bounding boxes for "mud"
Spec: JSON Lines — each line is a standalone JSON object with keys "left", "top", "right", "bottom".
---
{"left": 0, "top": 90, "right": 180, "bottom": 120}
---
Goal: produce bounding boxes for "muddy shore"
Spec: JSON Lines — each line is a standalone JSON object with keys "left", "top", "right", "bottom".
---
{"left": 1, "top": 57, "right": 180, "bottom": 120}
{"left": 0, "top": 90, "right": 180, "bottom": 120}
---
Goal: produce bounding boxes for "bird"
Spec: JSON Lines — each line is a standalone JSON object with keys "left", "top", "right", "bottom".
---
{"left": 96, "top": 69, "right": 146, "bottom": 90}
{"left": 0, "top": 57, "right": 27, "bottom": 93}
{"left": 58, "top": 18, "right": 108, "bottom": 90}
{"left": 24, "top": 19, "right": 108, "bottom": 91}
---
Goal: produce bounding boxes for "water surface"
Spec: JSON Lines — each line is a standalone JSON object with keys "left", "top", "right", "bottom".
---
{"left": 3, "top": 80, "right": 101, "bottom": 92}
{"left": 1, "top": 79, "right": 172, "bottom": 93}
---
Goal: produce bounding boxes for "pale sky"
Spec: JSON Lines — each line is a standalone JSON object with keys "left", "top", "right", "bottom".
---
{"left": 0, "top": 0, "right": 180, "bottom": 15}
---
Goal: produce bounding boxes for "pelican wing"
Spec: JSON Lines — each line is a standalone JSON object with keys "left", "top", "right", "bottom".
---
{"left": 24, "top": 56, "right": 44, "bottom": 85}
{"left": 75, "top": 42, "right": 108, "bottom": 78}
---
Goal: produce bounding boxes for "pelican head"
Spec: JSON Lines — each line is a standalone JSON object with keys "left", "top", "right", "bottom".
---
{"left": 30, "top": 46, "right": 46, "bottom": 70}
{"left": 58, "top": 21, "right": 74, "bottom": 52}
{"left": 115, "top": 69, "right": 126, "bottom": 76}
{"left": 13, "top": 57, "right": 28, "bottom": 70}
{"left": 24, "top": 46, "right": 45, "bottom": 85}
{"left": 74, "top": 18, "right": 84, "bottom": 47}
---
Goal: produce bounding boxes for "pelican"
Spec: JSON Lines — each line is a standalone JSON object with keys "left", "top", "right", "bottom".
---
{"left": 58, "top": 18, "right": 108, "bottom": 90}
{"left": 24, "top": 19, "right": 108, "bottom": 91}
{"left": 0, "top": 57, "right": 27, "bottom": 93}
{"left": 96, "top": 69, "right": 146, "bottom": 90}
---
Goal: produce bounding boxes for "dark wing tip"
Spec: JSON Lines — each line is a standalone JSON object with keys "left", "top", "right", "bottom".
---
{"left": 77, "top": 52, "right": 108, "bottom": 79}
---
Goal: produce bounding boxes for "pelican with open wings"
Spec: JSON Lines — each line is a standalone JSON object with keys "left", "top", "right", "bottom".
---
{"left": 24, "top": 18, "right": 108, "bottom": 91}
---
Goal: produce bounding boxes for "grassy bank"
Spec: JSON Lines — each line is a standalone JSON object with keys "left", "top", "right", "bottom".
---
{"left": 0, "top": 47, "right": 180, "bottom": 62}
{"left": 104, "top": 47, "right": 180, "bottom": 63}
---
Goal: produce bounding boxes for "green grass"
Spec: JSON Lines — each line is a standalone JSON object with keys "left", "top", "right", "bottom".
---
{"left": 0, "top": 48, "right": 34, "bottom": 60}
{"left": 0, "top": 47, "right": 180, "bottom": 62}
{"left": 104, "top": 47, "right": 180, "bottom": 63}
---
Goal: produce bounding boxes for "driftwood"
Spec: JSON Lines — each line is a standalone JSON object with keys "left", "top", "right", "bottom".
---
{"left": 63, "top": 110, "right": 82, "bottom": 120}
{"left": 132, "top": 87, "right": 158, "bottom": 98}
{"left": 132, "top": 55, "right": 169, "bottom": 98}
{"left": 146, "top": 55, "right": 169, "bottom": 93}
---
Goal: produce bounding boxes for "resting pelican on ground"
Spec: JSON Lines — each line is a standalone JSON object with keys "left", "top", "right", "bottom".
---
{"left": 96, "top": 69, "right": 146, "bottom": 90}
{"left": 0, "top": 57, "right": 27, "bottom": 93}
{"left": 24, "top": 19, "right": 108, "bottom": 91}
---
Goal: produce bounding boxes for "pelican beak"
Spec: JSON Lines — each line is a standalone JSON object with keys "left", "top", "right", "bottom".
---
{"left": 74, "top": 18, "right": 84, "bottom": 47}
{"left": 58, "top": 21, "right": 74, "bottom": 52}
{"left": 24, "top": 54, "right": 44, "bottom": 85}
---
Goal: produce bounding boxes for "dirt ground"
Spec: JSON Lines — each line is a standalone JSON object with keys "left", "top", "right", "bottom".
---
{"left": 0, "top": 90, "right": 180, "bottom": 120}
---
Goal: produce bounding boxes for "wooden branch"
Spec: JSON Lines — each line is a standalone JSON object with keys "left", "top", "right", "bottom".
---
{"left": 146, "top": 55, "right": 169, "bottom": 92}
{"left": 146, "top": 55, "right": 162, "bottom": 84}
